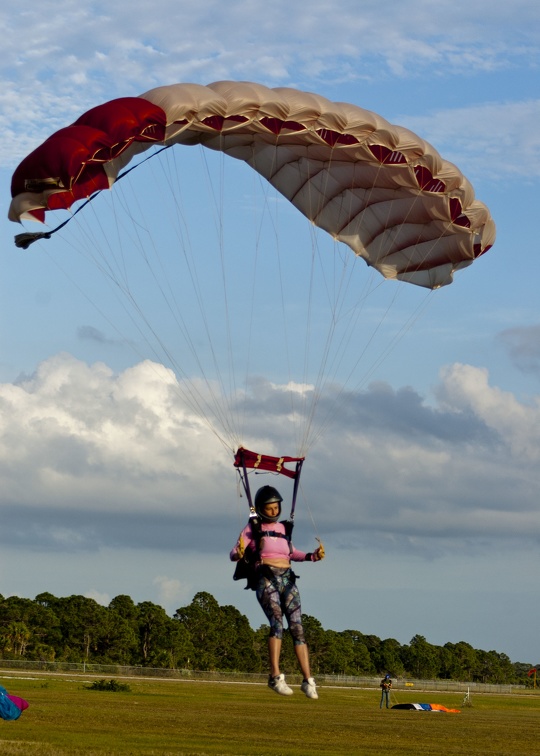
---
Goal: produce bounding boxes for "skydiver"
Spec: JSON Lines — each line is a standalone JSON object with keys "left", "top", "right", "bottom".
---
{"left": 230, "top": 484, "right": 324, "bottom": 698}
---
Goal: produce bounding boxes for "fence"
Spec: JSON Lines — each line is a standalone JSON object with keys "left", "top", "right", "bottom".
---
{"left": 0, "top": 659, "right": 525, "bottom": 694}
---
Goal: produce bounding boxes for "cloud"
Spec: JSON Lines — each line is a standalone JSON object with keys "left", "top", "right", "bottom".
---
{"left": 1, "top": 0, "right": 539, "bottom": 170}
{"left": 498, "top": 324, "right": 540, "bottom": 375}
{"left": 399, "top": 99, "right": 540, "bottom": 181}
{"left": 77, "top": 325, "right": 121, "bottom": 346}
{"left": 85, "top": 588, "right": 111, "bottom": 606}
{"left": 435, "top": 363, "right": 540, "bottom": 462}
{"left": 153, "top": 575, "right": 191, "bottom": 610}
{"left": 0, "top": 354, "right": 227, "bottom": 515}
{"left": 0, "top": 353, "right": 538, "bottom": 561}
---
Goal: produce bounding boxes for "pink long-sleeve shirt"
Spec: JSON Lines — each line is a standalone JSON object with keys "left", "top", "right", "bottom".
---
{"left": 230, "top": 520, "right": 311, "bottom": 563}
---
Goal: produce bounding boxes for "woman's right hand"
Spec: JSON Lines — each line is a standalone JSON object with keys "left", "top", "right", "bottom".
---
{"left": 314, "top": 540, "right": 325, "bottom": 561}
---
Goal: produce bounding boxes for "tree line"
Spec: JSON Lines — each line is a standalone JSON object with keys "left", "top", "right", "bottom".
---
{"left": 0, "top": 590, "right": 535, "bottom": 685}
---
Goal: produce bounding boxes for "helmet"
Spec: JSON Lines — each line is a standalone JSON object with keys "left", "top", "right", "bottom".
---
{"left": 254, "top": 485, "right": 283, "bottom": 522}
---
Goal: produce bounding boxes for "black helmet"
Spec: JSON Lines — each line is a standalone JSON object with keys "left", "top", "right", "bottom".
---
{"left": 254, "top": 485, "right": 283, "bottom": 522}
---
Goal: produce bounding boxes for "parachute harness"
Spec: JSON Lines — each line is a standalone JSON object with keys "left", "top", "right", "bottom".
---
{"left": 233, "top": 446, "right": 322, "bottom": 592}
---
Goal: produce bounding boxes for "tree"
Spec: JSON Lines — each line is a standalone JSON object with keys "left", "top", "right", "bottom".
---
{"left": 0, "top": 596, "right": 61, "bottom": 660}
{"left": 174, "top": 592, "right": 238, "bottom": 670}
{"left": 402, "top": 635, "right": 440, "bottom": 679}
{"left": 0, "top": 621, "right": 31, "bottom": 656}
{"left": 98, "top": 610, "right": 138, "bottom": 664}
{"left": 216, "top": 605, "right": 257, "bottom": 671}
{"left": 442, "top": 641, "right": 478, "bottom": 680}
{"left": 318, "top": 629, "right": 355, "bottom": 674}
{"left": 302, "top": 615, "right": 327, "bottom": 674}
{"left": 475, "top": 650, "right": 515, "bottom": 684}
{"left": 253, "top": 624, "right": 272, "bottom": 672}
{"left": 0, "top": 589, "right": 526, "bottom": 683}
{"left": 159, "top": 621, "right": 194, "bottom": 669}
{"left": 136, "top": 601, "right": 171, "bottom": 665}
{"left": 34, "top": 592, "right": 59, "bottom": 610}
{"left": 109, "top": 595, "right": 138, "bottom": 622}
{"left": 53, "top": 595, "right": 110, "bottom": 662}
{"left": 375, "top": 638, "right": 405, "bottom": 677}
{"left": 339, "top": 631, "right": 376, "bottom": 675}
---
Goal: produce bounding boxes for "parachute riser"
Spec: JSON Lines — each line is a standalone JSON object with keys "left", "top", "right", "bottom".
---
{"left": 289, "top": 457, "right": 304, "bottom": 522}
{"left": 235, "top": 453, "right": 255, "bottom": 517}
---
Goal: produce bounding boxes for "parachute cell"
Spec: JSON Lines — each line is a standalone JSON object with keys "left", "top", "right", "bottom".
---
{"left": 9, "top": 81, "right": 495, "bottom": 290}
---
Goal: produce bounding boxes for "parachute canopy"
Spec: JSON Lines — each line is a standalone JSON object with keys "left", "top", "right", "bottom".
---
{"left": 0, "top": 685, "right": 29, "bottom": 721}
{"left": 392, "top": 703, "right": 461, "bottom": 713}
{"left": 9, "top": 81, "right": 495, "bottom": 290}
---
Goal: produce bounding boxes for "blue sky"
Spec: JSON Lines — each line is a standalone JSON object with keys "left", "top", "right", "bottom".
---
{"left": 1, "top": 0, "right": 540, "bottom": 667}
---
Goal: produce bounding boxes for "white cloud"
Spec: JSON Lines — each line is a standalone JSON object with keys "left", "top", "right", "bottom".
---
{"left": 400, "top": 100, "right": 540, "bottom": 181}
{"left": 0, "top": 353, "right": 538, "bottom": 553}
{"left": 153, "top": 575, "right": 191, "bottom": 611}
{"left": 85, "top": 588, "right": 111, "bottom": 606}
{"left": 498, "top": 324, "right": 540, "bottom": 375}
{"left": 0, "top": 354, "right": 227, "bottom": 515}
{"left": 436, "top": 363, "right": 540, "bottom": 462}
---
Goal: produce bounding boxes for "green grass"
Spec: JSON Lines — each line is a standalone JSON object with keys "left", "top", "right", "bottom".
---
{"left": 0, "top": 674, "right": 538, "bottom": 755}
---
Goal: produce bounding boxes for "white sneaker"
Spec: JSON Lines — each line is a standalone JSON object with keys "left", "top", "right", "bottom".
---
{"left": 268, "top": 674, "right": 293, "bottom": 696}
{"left": 301, "top": 677, "right": 318, "bottom": 699}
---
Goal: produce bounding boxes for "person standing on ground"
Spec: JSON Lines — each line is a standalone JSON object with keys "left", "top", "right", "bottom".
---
{"left": 380, "top": 674, "right": 392, "bottom": 708}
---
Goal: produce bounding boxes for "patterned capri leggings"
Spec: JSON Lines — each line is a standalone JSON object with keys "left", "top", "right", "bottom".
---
{"left": 256, "top": 566, "right": 306, "bottom": 645}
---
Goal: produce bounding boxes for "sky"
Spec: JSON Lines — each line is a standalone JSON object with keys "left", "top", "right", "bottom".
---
{"left": 1, "top": 0, "right": 539, "bottom": 667}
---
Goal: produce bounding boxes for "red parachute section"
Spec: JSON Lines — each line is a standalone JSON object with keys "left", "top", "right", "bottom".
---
{"left": 234, "top": 447, "right": 305, "bottom": 520}
{"left": 233, "top": 447, "right": 304, "bottom": 480}
{"left": 10, "top": 98, "right": 167, "bottom": 221}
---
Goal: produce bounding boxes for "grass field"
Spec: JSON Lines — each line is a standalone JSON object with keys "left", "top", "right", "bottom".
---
{"left": 0, "top": 673, "right": 538, "bottom": 755}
